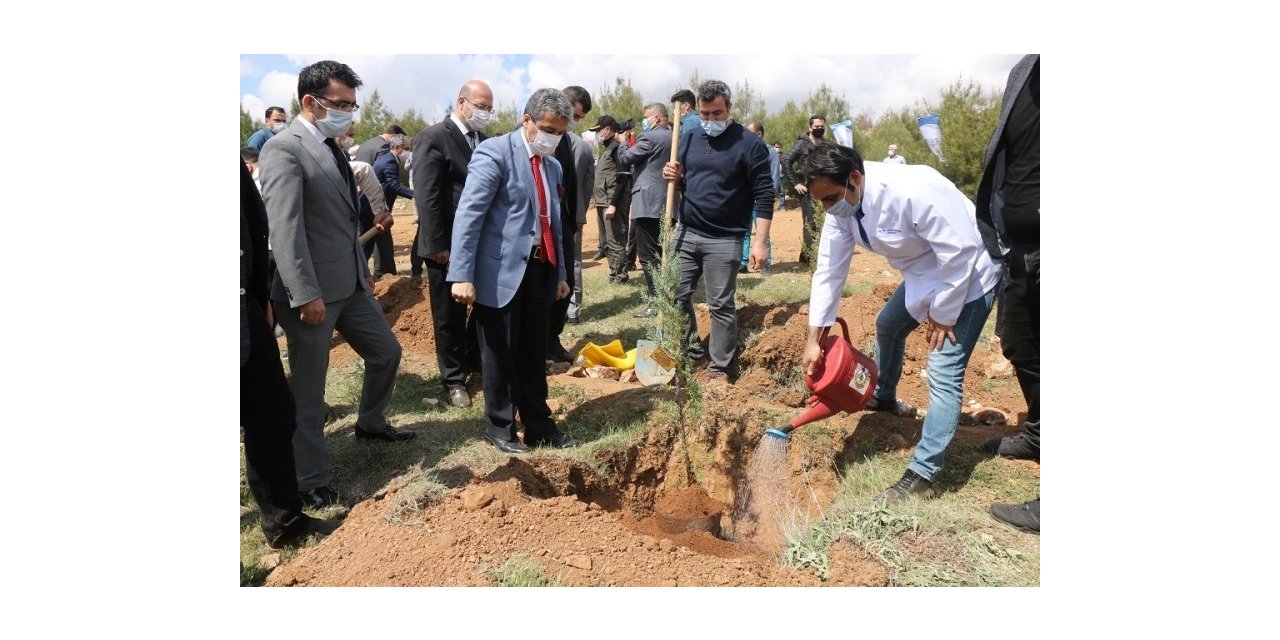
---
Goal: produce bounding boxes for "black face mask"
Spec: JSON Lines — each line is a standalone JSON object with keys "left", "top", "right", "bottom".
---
{"left": 811, "top": 127, "right": 825, "bottom": 139}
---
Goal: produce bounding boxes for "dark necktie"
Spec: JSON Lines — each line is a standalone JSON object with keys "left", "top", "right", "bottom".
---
{"left": 854, "top": 208, "right": 871, "bottom": 246}
{"left": 467, "top": 131, "right": 477, "bottom": 150}
{"left": 530, "top": 155, "right": 557, "bottom": 267}
{"left": 323, "top": 137, "right": 358, "bottom": 208}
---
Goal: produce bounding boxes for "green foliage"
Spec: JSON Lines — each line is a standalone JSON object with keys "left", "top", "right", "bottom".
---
{"left": 240, "top": 104, "right": 257, "bottom": 147}
{"left": 355, "top": 89, "right": 398, "bottom": 142}
{"left": 288, "top": 97, "right": 301, "bottom": 118}
{"left": 397, "top": 108, "right": 429, "bottom": 139}
{"left": 594, "top": 76, "right": 647, "bottom": 126}
{"left": 801, "top": 82, "right": 851, "bottom": 126}
{"left": 484, "top": 101, "right": 520, "bottom": 137}
{"left": 732, "top": 79, "right": 767, "bottom": 125}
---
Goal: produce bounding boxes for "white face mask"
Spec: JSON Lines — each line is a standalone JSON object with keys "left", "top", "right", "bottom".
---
{"left": 270, "top": 121, "right": 287, "bottom": 134}
{"left": 701, "top": 118, "right": 728, "bottom": 137}
{"left": 313, "top": 102, "right": 353, "bottom": 138}
{"left": 466, "top": 102, "right": 492, "bottom": 132}
{"left": 530, "top": 128, "right": 561, "bottom": 157}
{"left": 825, "top": 178, "right": 859, "bottom": 217}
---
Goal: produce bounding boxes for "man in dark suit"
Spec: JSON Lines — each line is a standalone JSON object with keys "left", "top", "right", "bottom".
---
{"left": 411, "top": 79, "right": 493, "bottom": 408}
{"left": 373, "top": 138, "right": 412, "bottom": 210}
{"left": 355, "top": 124, "right": 405, "bottom": 165}
{"left": 260, "top": 60, "right": 415, "bottom": 510}
{"left": 546, "top": 85, "right": 593, "bottom": 363}
{"left": 977, "top": 54, "right": 1040, "bottom": 534}
{"left": 359, "top": 131, "right": 406, "bottom": 277}
{"left": 616, "top": 102, "right": 672, "bottom": 318}
{"left": 449, "top": 88, "right": 578, "bottom": 454}
{"left": 241, "top": 158, "right": 339, "bottom": 547}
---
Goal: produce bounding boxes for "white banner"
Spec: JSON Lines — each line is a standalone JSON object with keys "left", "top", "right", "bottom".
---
{"left": 917, "top": 114, "right": 945, "bottom": 163}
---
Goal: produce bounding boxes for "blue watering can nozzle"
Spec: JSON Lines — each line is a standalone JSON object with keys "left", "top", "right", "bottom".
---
{"left": 764, "top": 428, "right": 792, "bottom": 441}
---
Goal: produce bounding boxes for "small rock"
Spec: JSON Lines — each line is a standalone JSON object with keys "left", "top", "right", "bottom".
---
{"left": 462, "top": 487, "right": 495, "bottom": 512}
{"left": 546, "top": 362, "right": 572, "bottom": 375}
{"left": 984, "top": 357, "right": 1014, "bottom": 379}
{"left": 619, "top": 369, "right": 639, "bottom": 384}
{"left": 968, "top": 400, "right": 981, "bottom": 407}
{"left": 660, "top": 538, "right": 675, "bottom": 552}
{"left": 974, "top": 408, "right": 1008, "bottom": 426}
{"left": 546, "top": 398, "right": 562, "bottom": 414}
{"left": 259, "top": 553, "right": 281, "bottom": 570}
{"left": 585, "top": 366, "right": 621, "bottom": 380}
{"left": 423, "top": 397, "right": 440, "bottom": 407}
{"left": 565, "top": 555, "right": 593, "bottom": 570}
{"left": 567, "top": 365, "right": 587, "bottom": 377}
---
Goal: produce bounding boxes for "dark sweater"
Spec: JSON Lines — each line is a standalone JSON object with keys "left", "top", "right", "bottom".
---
{"left": 676, "top": 122, "right": 773, "bottom": 237}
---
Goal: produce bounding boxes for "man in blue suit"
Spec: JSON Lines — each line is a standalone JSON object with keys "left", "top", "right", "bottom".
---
{"left": 449, "top": 88, "right": 577, "bottom": 454}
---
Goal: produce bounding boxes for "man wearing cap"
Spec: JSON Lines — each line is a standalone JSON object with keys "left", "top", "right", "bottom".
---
{"left": 589, "top": 115, "right": 632, "bottom": 284}
{"left": 448, "top": 88, "right": 577, "bottom": 454}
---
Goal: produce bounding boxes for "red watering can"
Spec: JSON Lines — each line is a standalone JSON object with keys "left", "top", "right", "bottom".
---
{"left": 765, "top": 318, "right": 877, "bottom": 440}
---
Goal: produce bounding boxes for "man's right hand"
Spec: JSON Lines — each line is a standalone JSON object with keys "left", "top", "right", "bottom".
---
{"left": 451, "top": 282, "right": 476, "bottom": 305}
{"left": 299, "top": 298, "right": 326, "bottom": 325}
{"left": 802, "top": 339, "right": 823, "bottom": 376}
{"left": 604, "top": 205, "right": 616, "bottom": 220}
{"left": 431, "top": 250, "right": 450, "bottom": 264}
{"left": 794, "top": 183, "right": 808, "bottom": 195}
{"left": 662, "top": 161, "right": 683, "bottom": 183}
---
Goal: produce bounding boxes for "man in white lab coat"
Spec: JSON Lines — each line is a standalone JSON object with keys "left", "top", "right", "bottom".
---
{"left": 794, "top": 142, "right": 1001, "bottom": 504}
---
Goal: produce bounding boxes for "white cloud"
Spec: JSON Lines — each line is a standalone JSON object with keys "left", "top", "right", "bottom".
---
{"left": 239, "top": 56, "right": 259, "bottom": 77}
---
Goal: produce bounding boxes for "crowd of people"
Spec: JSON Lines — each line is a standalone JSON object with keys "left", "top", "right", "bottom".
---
{"left": 240, "top": 55, "right": 1039, "bottom": 549}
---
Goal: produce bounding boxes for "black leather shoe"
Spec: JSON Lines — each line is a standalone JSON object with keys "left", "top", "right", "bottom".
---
{"left": 880, "top": 469, "right": 933, "bottom": 504}
{"left": 299, "top": 486, "right": 339, "bottom": 510}
{"left": 566, "top": 316, "right": 581, "bottom": 325}
{"left": 484, "top": 432, "right": 531, "bottom": 454}
{"left": 591, "top": 250, "right": 607, "bottom": 260}
{"left": 527, "top": 432, "right": 581, "bottom": 449}
{"left": 447, "top": 386, "right": 472, "bottom": 408}
{"left": 548, "top": 343, "right": 574, "bottom": 363}
{"left": 268, "top": 514, "right": 341, "bottom": 550}
{"left": 354, "top": 425, "right": 417, "bottom": 442}
{"left": 982, "top": 433, "right": 1039, "bottom": 461}
{"left": 632, "top": 307, "right": 656, "bottom": 319}
{"left": 989, "top": 497, "right": 1040, "bottom": 534}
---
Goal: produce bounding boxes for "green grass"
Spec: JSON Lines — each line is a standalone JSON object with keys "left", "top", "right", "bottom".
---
{"left": 781, "top": 442, "right": 1039, "bottom": 586}
{"left": 483, "top": 554, "right": 560, "bottom": 587}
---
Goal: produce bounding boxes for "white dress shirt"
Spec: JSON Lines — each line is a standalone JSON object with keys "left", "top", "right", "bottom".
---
{"left": 809, "top": 162, "right": 1001, "bottom": 328}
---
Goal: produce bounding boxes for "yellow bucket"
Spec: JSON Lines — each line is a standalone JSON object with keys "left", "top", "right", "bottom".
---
{"left": 576, "top": 339, "right": 637, "bottom": 370}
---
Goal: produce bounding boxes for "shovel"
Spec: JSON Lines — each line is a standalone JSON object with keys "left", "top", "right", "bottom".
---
{"left": 633, "top": 100, "right": 683, "bottom": 386}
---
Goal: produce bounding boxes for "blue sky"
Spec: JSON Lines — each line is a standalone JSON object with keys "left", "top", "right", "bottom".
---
{"left": 239, "top": 53, "right": 1024, "bottom": 127}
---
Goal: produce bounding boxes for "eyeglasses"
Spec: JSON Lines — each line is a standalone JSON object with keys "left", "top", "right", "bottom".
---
{"left": 465, "top": 98, "right": 494, "bottom": 113}
{"left": 310, "top": 94, "right": 360, "bottom": 113}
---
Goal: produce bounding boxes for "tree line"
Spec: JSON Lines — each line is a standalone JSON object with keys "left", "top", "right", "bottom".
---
{"left": 240, "top": 75, "right": 1001, "bottom": 199}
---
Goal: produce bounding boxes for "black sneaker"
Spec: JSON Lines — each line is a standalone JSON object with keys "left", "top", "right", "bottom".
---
{"left": 865, "top": 396, "right": 917, "bottom": 417}
{"left": 881, "top": 469, "right": 933, "bottom": 504}
{"left": 982, "top": 433, "right": 1039, "bottom": 461}
{"left": 989, "top": 497, "right": 1040, "bottom": 534}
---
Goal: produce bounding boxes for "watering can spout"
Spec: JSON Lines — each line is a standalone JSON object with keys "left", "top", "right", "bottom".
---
{"left": 790, "top": 396, "right": 842, "bottom": 429}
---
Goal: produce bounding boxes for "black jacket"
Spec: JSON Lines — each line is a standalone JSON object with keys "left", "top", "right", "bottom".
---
{"left": 412, "top": 118, "right": 486, "bottom": 257}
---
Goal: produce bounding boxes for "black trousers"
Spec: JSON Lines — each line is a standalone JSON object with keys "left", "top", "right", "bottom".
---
{"left": 408, "top": 223, "right": 426, "bottom": 276}
{"left": 240, "top": 298, "right": 305, "bottom": 543}
{"left": 634, "top": 217, "right": 661, "bottom": 298}
{"left": 1000, "top": 247, "right": 1040, "bottom": 449}
{"left": 799, "top": 193, "right": 816, "bottom": 260}
{"left": 474, "top": 258, "right": 561, "bottom": 442}
{"left": 425, "top": 256, "right": 478, "bottom": 389}
{"left": 360, "top": 203, "right": 397, "bottom": 276}
{"left": 548, "top": 224, "right": 577, "bottom": 344}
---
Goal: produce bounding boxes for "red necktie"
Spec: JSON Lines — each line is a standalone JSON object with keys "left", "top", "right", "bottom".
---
{"left": 530, "top": 155, "right": 557, "bottom": 267}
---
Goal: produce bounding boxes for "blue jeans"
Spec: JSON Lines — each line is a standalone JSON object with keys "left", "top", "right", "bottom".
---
{"left": 873, "top": 283, "right": 996, "bottom": 481}
{"left": 740, "top": 211, "right": 772, "bottom": 270}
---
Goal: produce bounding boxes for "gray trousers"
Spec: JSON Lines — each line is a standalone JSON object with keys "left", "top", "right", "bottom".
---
{"left": 601, "top": 205, "right": 628, "bottom": 279}
{"left": 674, "top": 226, "right": 743, "bottom": 374}
{"left": 275, "top": 287, "right": 402, "bottom": 491}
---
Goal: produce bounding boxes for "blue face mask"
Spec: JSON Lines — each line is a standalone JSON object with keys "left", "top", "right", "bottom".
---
{"left": 825, "top": 179, "right": 858, "bottom": 217}
{"left": 701, "top": 118, "right": 728, "bottom": 137}
{"left": 641, "top": 117, "right": 652, "bottom": 132}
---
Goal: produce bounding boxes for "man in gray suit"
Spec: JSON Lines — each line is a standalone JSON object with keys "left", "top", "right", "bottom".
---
{"left": 260, "top": 60, "right": 415, "bottom": 510}
{"left": 616, "top": 102, "right": 672, "bottom": 318}
{"left": 449, "top": 88, "right": 576, "bottom": 454}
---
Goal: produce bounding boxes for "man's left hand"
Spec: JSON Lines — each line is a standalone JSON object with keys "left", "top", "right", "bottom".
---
{"left": 749, "top": 239, "right": 768, "bottom": 271}
{"left": 556, "top": 281, "right": 570, "bottom": 300}
{"left": 924, "top": 315, "right": 957, "bottom": 352}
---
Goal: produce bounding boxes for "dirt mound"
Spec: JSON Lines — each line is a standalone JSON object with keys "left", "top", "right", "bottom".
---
{"left": 373, "top": 276, "right": 437, "bottom": 357}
